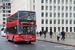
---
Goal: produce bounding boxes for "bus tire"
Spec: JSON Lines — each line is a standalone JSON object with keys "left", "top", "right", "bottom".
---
{"left": 29, "top": 42, "right": 31, "bottom": 44}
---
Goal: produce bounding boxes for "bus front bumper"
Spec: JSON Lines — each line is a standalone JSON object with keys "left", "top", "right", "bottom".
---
{"left": 14, "top": 38, "right": 36, "bottom": 42}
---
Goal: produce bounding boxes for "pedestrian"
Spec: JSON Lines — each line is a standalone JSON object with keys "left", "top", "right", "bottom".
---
{"left": 43, "top": 30, "right": 46, "bottom": 38}
{"left": 61, "top": 30, "right": 66, "bottom": 41}
{"left": 49, "top": 30, "right": 53, "bottom": 38}
{"left": 56, "top": 30, "right": 60, "bottom": 41}
{"left": 39, "top": 31, "right": 42, "bottom": 37}
{"left": 36, "top": 31, "right": 39, "bottom": 36}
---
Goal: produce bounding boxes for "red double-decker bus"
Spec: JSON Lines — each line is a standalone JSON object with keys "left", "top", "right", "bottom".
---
{"left": 6, "top": 11, "right": 36, "bottom": 43}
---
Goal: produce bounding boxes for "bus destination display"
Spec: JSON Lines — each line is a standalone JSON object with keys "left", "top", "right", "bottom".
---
{"left": 20, "top": 22, "right": 34, "bottom": 25}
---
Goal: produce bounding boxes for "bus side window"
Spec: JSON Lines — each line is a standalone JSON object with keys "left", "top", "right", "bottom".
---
{"left": 12, "top": 27, "right": 17, "bottom": 34}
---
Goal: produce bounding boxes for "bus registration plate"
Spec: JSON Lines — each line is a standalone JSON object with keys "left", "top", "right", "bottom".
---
{"left": 25, "top": 40, "right": 29, "bottom": 41}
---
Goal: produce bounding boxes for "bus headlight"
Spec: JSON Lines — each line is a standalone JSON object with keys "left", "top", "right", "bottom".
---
{"left": 18, "top": 33, "right": 21, "bottom": 34}
{"left": 15, "top": 35, "right": 19, "bottom": 37}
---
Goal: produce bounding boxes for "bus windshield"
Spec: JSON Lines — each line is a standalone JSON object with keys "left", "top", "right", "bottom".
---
{"left": 17, "top": 26, "right": 36, "bottom": 35}
{"left": 19, "top": 11, "right": 36, "bottom": 20}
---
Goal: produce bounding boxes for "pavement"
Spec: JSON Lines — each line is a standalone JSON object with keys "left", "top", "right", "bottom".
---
{"left": 36, "top": 34, "right": 75, "bottom": 47}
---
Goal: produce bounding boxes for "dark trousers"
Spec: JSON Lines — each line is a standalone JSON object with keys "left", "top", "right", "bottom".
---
{"left": 50, "top": 35, "right": 52, "bottom": 38}
{"left": 61, "top": 36, "right": 65, "bottom": 40}
{"left": 44, "top": 34, "right": 46, "bottom": 38}
{"left": 57, "top": 36, "right": 60, "bottom": 41}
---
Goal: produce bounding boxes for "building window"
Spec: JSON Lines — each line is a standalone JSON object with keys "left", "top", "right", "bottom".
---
{"left": 66, "top": 20, "right": 68, "bottom": 24}
{"left": 70, "top": 27, "right": 72, "bottom": 32}
{"left": 3, "top": 18, "right": 5, "bottom": 20}
{"left": 42, "top": 27, "right": 44, "bottom": 32}
{"left": 3, "top": 25, "right": 5, "bottom": 27}
{"left": 62, "top": 13, "right": 64, "bottom": 17}
{"left": 33, "top": 5, "right": 35, "bottom": 10}
{"left": 8, "top": 3, "right": 11, "bottom": 6}
{"left": 54, "top": 27, "right": 56, "bottom": 32}
{"left": 58, "top": 13, "right": 60, "bottom": 17}
{"left": 74, "top": 20, "right": 75, "bottom": 24}
{"left": 54, "top": 19, "right": 56, "bottom": 24}
{"left": 70, "top": 0, "right": 72, "bottom": 4}
{"left": 46, "top": 27, "right": 48, "bottom": 32}
{"left": 70, "top": 13, "right": 72, "bottom": 17}
{"left": 74, "top": 27, "right": 75, "bottom": 32}
{"left": 50, "top": 0, "right": 52, "bottom": 4}
{"left": 6, "top": 7, "right": 11, "bottom": 9}
{"left": 46, "top": 19, "right": 48, "bottom": 24}
{"left": 62, "top": 27, "right": 64, "bottom": 30}
{"left": 3, "top": 10, "right": 5, "bottom": 13}
{"left": 46, "top": 6, "right": 48, "bottom": 10}
{"left": 3, "top": 22, "right": 5, "bottom": 24}
{"left": 33, "top": 0, "right": 35, "bottom": 3}
{"left": 46, "top": 0, "right": 48, "bottom": 3}
{"left": 58, "top": 6, "right": 60, "bottom": 10}
{"left": 74, "top": 0, "right": 75, "bottom": 4}
{"left": 62, "top": 0, "right": 64, "bottom": 4}
{"left": 41, "top": 6, "right": 44, "bottom": 10}
{"left": 46, "top": 13, "right": 48, "bottom": 17}
{"left": 3, "top": 14, "right": 5, "bottom": 17}
{"left": 58, "top": 0, "right": 60, "bottom": 4}
{"left": 41, "top": 19, "right": 44, "bottom": 24}
{"left": 50, "top": 6, "right": 52, "bottom": 10}
{"left": 74, "top": 7, "right": 75, "bottom": 11}
{"left": 41, "top": 13, "right": 44, "bottom": 17}
{"left": 66, "top": 27, "right": 68, "bottom": 32}
{"left": 41, "top": 0, "right": 44, "bottom": 3}
{"left": 62, "top": 20, "right": 64, "bottom": 24}
{"left": 66, "top": 0, "right": 68, "bottom": 4}
{"left": 58, "top": 20, "right": 60, "bottom": 24}
{"left": 66, "top": 13, "right": 68, "bottom": 17}
{"left": 3, "top": 7, "right": 5, "bottom": 9}
{"left": 54, "top": 0, "right": 56, "bottom": 4}
{"left": 54, "top": 13, "right": 56, "bottom": 17}
{"left": 74, "top": 13, "right": 75, "bottom": 17}
{"left": 50, "top": 13, "right": 52, "bottom": 17}
{"left": 50, "top": 19, "right": 52, "bottom": 24}
{"left": 70, "top": 6, "right": 72, "bottom": 11}
{"left": 3, "top": 3, "right": 5, "bottom": 5}
{"left": 66, "top": 6, "right": 68, "bottom": 11}
{"left": 2, "top": 0, "right": 10, "bottom": 2}
{"left": 70, "top": 20, "right": 72, "bottom": 24}
{"left": 62, "top": 6, "right": 64, "bottom": 11}
{"left": 8, "top": 14, "right": 10, "bottom": 16}
{"left": 8, "top": 10, "right": 11, "bottom": 13}
{"left": 54, "top": 6, "right": 56, "bottom": 10}
{"left": 58, "top": 27, "right": 60, "bottom": 31}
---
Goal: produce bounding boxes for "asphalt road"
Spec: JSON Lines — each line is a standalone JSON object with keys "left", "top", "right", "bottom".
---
{"left": 0, "top": 36, "right": 75, "bottom": 50}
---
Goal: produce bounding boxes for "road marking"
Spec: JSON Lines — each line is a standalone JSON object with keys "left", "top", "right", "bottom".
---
{"left": 54, "top": 46, "right": 74, "bottom": 49}
{"left": 14, "top": 45, "right": 18, "bottom": 47}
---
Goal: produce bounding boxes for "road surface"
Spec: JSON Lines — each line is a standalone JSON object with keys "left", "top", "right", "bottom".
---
{"left": 0, "top": 36, "right": 75, "bottom": 50}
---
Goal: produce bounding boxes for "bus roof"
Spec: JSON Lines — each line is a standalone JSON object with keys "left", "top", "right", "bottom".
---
{"left": 7, "top": 11, "right": 35, "bottom": 18}
{"left": 7, "top": 12, "right": 18, "bottom": 18}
